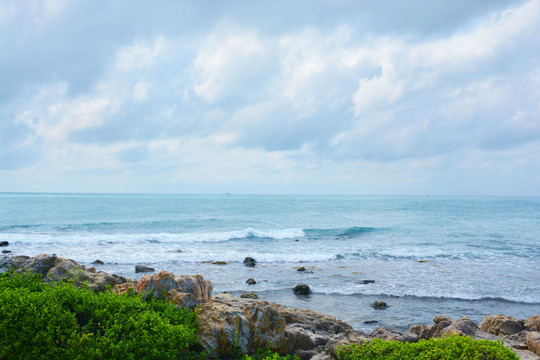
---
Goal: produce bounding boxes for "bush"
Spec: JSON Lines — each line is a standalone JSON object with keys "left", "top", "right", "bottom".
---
{"left": 337, "top": 335, "right": 519, "bottom": 360}
{"left": 0, "top": 270, "right": 200, "bottom": 360}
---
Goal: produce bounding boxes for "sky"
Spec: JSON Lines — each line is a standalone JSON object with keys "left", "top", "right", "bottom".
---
{"left": 1, "top": 0, "right": 540, "bottom": 195}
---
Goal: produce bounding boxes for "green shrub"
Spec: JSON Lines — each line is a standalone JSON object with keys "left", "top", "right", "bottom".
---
{"left": 0, "top": 270, "right": 200, "bottom": 360}
{"left": 337, "top": 335, "right": 519, "bottom": 360}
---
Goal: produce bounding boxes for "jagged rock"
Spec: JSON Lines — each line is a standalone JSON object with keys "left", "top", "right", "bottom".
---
{"left": 241, "top": 292, "right": 258, "bottom": 299}
{"left": 525, "top": 316, "right": 540, "bottom": 332}
{"left": 480, "top": 314, "right": 525, "bottom": 336}
{"left": 197, "top": 293, "right": 351, "bottom": 358}
{"left": 246, "top": 278, "right": 256, "bottom": 285}
{"left": 135, "top": 265, "right": 155, "bottom": 273}
{"left": 0, "top": 254, "right": 127, "bottom": 293}
{"left": 325, "top": 329, "right": 371, "bottom": 358}
{"left": 294, "top": 284, "right": 311, "bottom": 295}
{"left": 0, "top": 241, "right": 8, "bottom": 246}
{"left": 370, "top": 327, "right": 419, "bottom": 342}
{"left": 244, "top": 257, "right": 256, "bottom": 267}
{"left": 371, "top": 301, "right": 388, "bottom": 310}
{"left": 525, "top": 331, "right": 540, "bottom": 356}
{"left": 92, "top": 260, "right": 104, "bottom": 265}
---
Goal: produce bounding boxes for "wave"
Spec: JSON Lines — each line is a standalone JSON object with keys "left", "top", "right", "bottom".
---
{"left": 304, "top": 227, "right": 380, "bottom": 239}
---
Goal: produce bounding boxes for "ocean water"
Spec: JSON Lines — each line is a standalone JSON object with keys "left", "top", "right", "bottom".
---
{"left": 1, "top": 193, "right": 539, "bottom": 331}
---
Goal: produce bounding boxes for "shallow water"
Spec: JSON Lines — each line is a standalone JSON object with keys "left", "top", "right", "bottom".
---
{"left": 1, "top": 193, "right": 539, "bottom": 329}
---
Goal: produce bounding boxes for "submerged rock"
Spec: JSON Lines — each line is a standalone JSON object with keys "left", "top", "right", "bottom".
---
{"left": 0, "top": 241, "right": 8, "bottom": 247}
{"left": 2, "top": 250, "right": 12, "bottom": 254}
{"left": 294, "top": 284, "right": 311, "bottom": 295}
{"left": 244, "top": 257, "right": 256, "bottom": 267}
{"left": 135, "top": 265, "right": 155, "bottom": 273}
{"left": 371, "top": 301, "right": 388, "bottom": 310}
{"left": 240, "top": 292, "right": 258, "bottom": 299}
{"left": 360, "top": 279, "right": 375, "bottom": 284}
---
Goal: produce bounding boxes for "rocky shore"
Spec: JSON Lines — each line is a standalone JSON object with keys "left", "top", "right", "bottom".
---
{"left": 1, "top": 254, "right": 539, "bottom": 359}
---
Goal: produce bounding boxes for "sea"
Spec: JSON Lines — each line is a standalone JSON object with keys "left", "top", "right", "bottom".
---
{"left": 1, "top": 193, "right": 539, "bottom": 331}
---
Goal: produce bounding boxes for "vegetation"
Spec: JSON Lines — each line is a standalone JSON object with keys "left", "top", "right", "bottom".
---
{"left": 0, "top": 270, "right": 200, "bottom": 360}
{"left": 337, "top": 335, "right": 519, "bottom": 360}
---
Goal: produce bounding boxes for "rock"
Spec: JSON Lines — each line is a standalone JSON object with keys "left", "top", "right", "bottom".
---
{"left": 438, "top": 317, "right": 480, "bottom": 337}
{"left": 294, "top": 284, "right": 311, "bottom": 295}
{"left": 525, "top": 331, "right": 540, "bottom": 356}
{"left": 371, "top": 301, "right": 388, "bottom": 310}
{"left": 2, "top": 250, "right": 12, "bottom": 254}
{"left": 363, "top": 320, "right": 379, "bottom": 324}
{"left": 241, "top": 292, "right": 258, "bottom": 299}
{"left": 0, "top": 254, "right": 127, "bottom": 293}
{"left": 132, "top": 270, "right": 213, "bottom": 307}
{"left": 197, "top": 293, "right": 351, "bottom": 358}
{"left": 371, "top": 327, "right": 419, "bottom": 342}
{"left": 360, "top": 280, "right": 375, "bottom": 284}
{"left": 135, "top": 265, "right": 155, "bottom": 273}
{"left": 525, "top": 316, "right": 540, "bottom": 332}
{"left": 0, "top": 241, "right": 8, "bottom": 247}
{"left": 244, "top": 257, "right": 256, "bottom": 267}
{"left": 297, "top": 267, "right": 306, "bottom": 272}
{"left": 211, "top": 261, "right": 228, "bottom": 265}
{"left": 325, "top": 329, "right": 371, "bottom": 358}
{"left": 246, "top": 278, "right": 256, "bottom": 285}
{"left": 92, "top": 260, "right": 104, "bottom": 265}
{"left": 480, "top": 314, "right": 525, "bottom": 336}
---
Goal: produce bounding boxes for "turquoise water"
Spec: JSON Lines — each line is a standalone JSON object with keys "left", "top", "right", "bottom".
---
{"left": 1, "top": 193, "right": 539, "bottom": 330}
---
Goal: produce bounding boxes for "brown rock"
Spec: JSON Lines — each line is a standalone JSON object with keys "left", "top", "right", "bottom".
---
{"left": 370, "top": 327, "right": 419, "bottom": 342}
{"left": 438, "top": 317, "right": 479, "bottom": 337}
{"left": 241, "top": 292, "right": 258, "bottom": 299}
{"left": 324, "top": 329, "right": 370, "bottom": 358}
{"left": 525, "top": 316, "right": 540, "bottom": 332}
{"left": 134, "top": 270, "right": 213, "bottom": 304}
{"left": 480, "top": 314, "right": 525, "bottom": 336}
{"left": 371, "top": 301, "right": 388, "bottom": 310}
{"left": 525, "top": 331, "right": 540, "bottom": 356}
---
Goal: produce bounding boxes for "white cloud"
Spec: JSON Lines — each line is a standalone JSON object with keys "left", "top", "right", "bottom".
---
{"left": 132, "top": 81, "right": 151, "bottom": 102}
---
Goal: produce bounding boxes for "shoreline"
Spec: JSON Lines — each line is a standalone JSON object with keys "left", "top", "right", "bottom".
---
{"left": 1, "top": 253, "right": 539, "bottom": 359}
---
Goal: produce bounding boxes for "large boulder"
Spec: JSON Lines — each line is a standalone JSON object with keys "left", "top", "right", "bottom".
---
{"left": 197, "top": 293, "right": 351, "bottom": 358}
{"left": 0, "top": 254, "right": 127, "bottom": 292}
{"left": 525, "top": 331, "right": 540, "bottom": 356}
{"left": 525, "top": 316, "right": 540, "bottom": 332}
{"left": 115, "top": 270, "right": 213, "bottom": 308}
{"left": 480, "top": 314, "right": 525, "bottom": 336}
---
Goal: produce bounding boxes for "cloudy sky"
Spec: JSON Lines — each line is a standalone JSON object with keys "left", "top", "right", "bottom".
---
{"left": 1, "top": 0, "right": 539, "bottom": 195}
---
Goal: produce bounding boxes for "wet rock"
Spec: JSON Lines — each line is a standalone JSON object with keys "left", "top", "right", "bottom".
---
{"left": 480, "top": 314, "right": 525, "bottom": 336}
{"left": 211, "top": 261, "right": 228, "bottom": 265}
{"left": 360, "top": 279, "right": 375, "bottom": 284}
{"left": 135, "top": 265, "right": 155, "bottom": 273}
{"left": 525, "top": 316, "right": 540, "bottom": 332}
{"left": 297, "top": 267, "right": 306, "bottom": 272}
{"left": 246, "top": 278, "right": 256, "bottom": 285}
{"left": 240, "top": 292, "right": 258, "bottom": 299}
{"left": 2, "top": 250, "right": 12, "bottom": 254}
{"left": 371, "top": 301, "right": 388, "bottom": 310}
{"left": 92, "top": 260, "right": 104, "bottom": 265}
{"left": 294, "top": 284, "right": 311, "bottom": 295}
{"left": 244, "top": 257, "right": 256, "bottom": 267}
{"left": 363, "top": 320, "right": 379, "bottom": 324}
{"left": 0, "top": 241, "right": 8, "bottom": 247}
